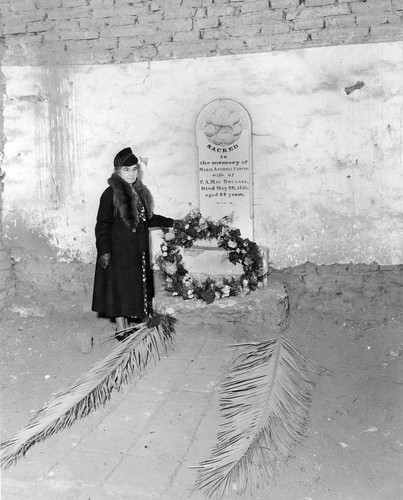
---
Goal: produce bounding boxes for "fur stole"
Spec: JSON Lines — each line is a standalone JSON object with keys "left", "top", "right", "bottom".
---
{"left": 108, "top": 173, "right": 154, "bottom": 231}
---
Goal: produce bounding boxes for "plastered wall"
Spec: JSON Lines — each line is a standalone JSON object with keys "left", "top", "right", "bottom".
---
{"left": 2, "top": 41, "right": 403, "bottom": 269}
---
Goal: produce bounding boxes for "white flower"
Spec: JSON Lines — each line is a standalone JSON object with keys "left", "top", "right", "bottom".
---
{"left": 164, "top": 262, "right": 177, "bottom": 275}
{"left": 161, "top": 244, "right": 167, "bottom": 251}
{"left": 228, "top": 240, "right": 237, "bottom": 249}
{"left": 166, "top": 307, "right": 175, "bottom": 315}
{"left": 222, "top": 285, "right": 231, "bottom": 297}
{"left": 165, "top": 232, "right": 175, "bottom": 241}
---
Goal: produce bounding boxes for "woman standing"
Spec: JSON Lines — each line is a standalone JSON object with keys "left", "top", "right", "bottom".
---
{"left": 92, "top": 147, "right": 176, "bottom": 337}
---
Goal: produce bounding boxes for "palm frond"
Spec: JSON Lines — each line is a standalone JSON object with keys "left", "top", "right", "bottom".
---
{"left": 1, "top": 313, "right": 176, "bottom": 469}
{"left": 193, "top": 335, "right": 322, "bottom": 498}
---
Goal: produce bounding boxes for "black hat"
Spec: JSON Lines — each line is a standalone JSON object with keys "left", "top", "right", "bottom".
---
{"left": 114, "top": 147, "right": 139, "bottom": 169}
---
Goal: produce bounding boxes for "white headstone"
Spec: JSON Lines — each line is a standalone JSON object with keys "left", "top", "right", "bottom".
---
{"left": 196, "top": 99, "right": 253, "bottom": 239}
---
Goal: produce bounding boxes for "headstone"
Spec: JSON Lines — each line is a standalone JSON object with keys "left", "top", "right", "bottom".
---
{"left": 181, "top": 239, "right": 244, "bottom": 280}
{"left": 196, "top": 99, "right": 253, "bottom": 240}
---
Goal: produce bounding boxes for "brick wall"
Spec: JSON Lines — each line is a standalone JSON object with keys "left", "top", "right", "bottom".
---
{"left": 1, "top": 0, "right": 402, "bottom": 65}
{"left": 271, "top": 262, "right": 403, "bottom": 326}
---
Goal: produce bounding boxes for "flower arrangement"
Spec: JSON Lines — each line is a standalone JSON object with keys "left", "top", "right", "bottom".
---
{"left": 156, "top": 209, "right": 266, "bottom": 303}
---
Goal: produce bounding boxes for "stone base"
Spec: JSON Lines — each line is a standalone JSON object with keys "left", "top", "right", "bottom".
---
{"left": 154, "top": 282, "right": 289, "bottom": 335}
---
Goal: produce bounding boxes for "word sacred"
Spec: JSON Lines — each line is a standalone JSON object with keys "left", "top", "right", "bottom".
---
{"left": 206, "top": 144, "right": 239, "bottom": 153}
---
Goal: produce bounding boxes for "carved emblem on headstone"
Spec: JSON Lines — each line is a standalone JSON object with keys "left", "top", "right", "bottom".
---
{"left": 196, "top": 99, "right": 253, "bottom": 239}
{"left": 204, "top": 109, "right": 242, "bottom": 146}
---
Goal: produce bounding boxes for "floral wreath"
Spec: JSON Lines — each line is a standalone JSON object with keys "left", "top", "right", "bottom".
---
{"left": 156, "top": 209, "right": 266, "bottom": 303}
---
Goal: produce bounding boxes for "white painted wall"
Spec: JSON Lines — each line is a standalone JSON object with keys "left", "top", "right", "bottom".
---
{"left": 3, "top": 41, "right": 403, "bottom": 268}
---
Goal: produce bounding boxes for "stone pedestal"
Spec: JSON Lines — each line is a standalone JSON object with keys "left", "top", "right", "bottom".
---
{"left": 154, "top": 282, "right": 289, "bottom": 338}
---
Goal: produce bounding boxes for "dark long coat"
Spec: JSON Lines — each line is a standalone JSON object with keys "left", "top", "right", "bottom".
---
{"left": 92, "top": 174, "right": 173, "bottom": 319}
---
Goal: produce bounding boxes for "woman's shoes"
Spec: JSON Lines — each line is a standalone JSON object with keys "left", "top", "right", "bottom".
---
{"left": 115, "top": 328, "right": 129, "bottom": 342}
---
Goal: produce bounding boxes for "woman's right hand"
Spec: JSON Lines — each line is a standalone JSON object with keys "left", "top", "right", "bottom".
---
{"left": 98, "top": 253, "right": 111, "bottom": 270}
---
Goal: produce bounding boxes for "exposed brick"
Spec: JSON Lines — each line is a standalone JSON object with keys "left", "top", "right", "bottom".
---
{"left": 2, "top": 0, "right": 402, "bottom": 65}
{"left": 61, "top": 0, "right": 85, "bottom": 7}
{"left": 356, "top": 13, "right": 399, "bottom": 26}
{"left": 124, "top": 24, "right": 157, "bottom": 36}
{"left": 43, "top": 31, "right": 62, "bottom": 42}
{"left": 202, "top": 28, "right": 229, "bottom": 40}
{"left": 64, "top": 39, "right": 92, "bottom": 51}
{"left": 164, "top": 7, "right": 195, "bottom": 19}
{"left": 325, "top": 15, "right": 356, "bottom": 28}
{"left": 350, "top": 0, "right": 393, "bottom": 13}
{"left": 125, "top": 45, "right": 159, "bottom": 62}
{"left": 207, "top": 4, "right": 237, "bottom": 16}
{"left": 307, "top": 25, "right": 370, "bottom": 44}
{"left": 194, "top": 7, "right": 207, "bottom": 18}
{"left": 293, "top": 17, "right": 325, "bottom": 30}
{"left": 37, "top": 0, "right": 62, "bottom": 7}
{"left": 99, "top": 24, "right": 137, "bottom": 38}
{"left": 296, "top": 3, "right": 350, "bottom": 19}
{"left": 10, "top": 0, "right": 36, "bottom": 12}
{"left": 217, "top": 37, "right": 245, "bottom": 51}
{"left": 244, "top": 30, "right": 307, "bottom": 49}
{"left": 89, "top": 0, "right": 114, "bottom": 7}
{"left": 118, "top": 37, "right": 144, "bottom": 48}
{"left": 240, "top": 1, "right": 270, "bottom": 14}
{"left": 369, "top": 23, "right": 403, "bottom": 40}
{"left": 193, "top": 17, "right": 220, "bottom": 29}
{"left": 183, "top": 0, "right": 208, "bottom": 6}
{"left": 118, "top": 5, "right": 151, "bottom": 17}
{"left": 107, "top": 17, "right": 140, "bottom": 27}
{"left": 91, "top": 37, "right": 118, "bottom": 50}
{"left": 305, "top": 0, "right": 335, "bottom": 6}
{"left": 26, "top": 21, "right": 55, "bottom": 33}
{"left": 225, "top": 25, "right": 262, "bottom": 37}
{"left": 142, "top": 31, "right": 173, "bottom": 43}
{"left": 59, "top": 29, "right": 99, "bottom": 40}
{"left": 270, "top": 0, "right": 299, "bottom": 8}
{"left": 157, "top": 39, "right": 216, "bottom": 58}
{"left": 78, "top": 18, "right": 106, "bottom": 30}
{"left": 159, "top": 18, "right": 193, "bottom": 32}
{"left": 221, "top": 10, "right": 283, "bottom": 27}
{"left": 57, "top": 19, "right": 80, "bottom": 31}
{"left": 261, "top": 21, "right": 292, "bottom": 34}
{"left": 6, "top": 33, "right": 43, "bottom": 45}
{"left": 90, "top": 8, "right": 116, "bottom": 18}
{"left": 3, "top": 24, "right": 27, "bottom": 35}
{"left": 45, "top": 7, "right": 92, "bottom": 20}
{"left": 10, "top": 11, "right": 46, "bottom": 23}
{"left": 173, "top": 30, "right": 201, "bottom": 42}
{"left": 137, "top": 12, "right": 164, "bottom": 23}
{"left": 243, "top": 9, "right": 284, "bottom": 22}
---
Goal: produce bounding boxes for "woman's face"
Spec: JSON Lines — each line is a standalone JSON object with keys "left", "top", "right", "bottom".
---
{"left": 118, "top": 164, "right": 139, "bottom": 184}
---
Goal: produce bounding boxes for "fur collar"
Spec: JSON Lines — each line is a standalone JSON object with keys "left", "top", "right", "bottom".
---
{"left": 108, "top": 173, "right": 154, "bottom": 231}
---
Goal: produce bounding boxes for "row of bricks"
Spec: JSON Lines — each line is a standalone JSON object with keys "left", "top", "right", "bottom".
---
{"left": 2, "top": 0, "right": 402, "bottom": 24}
{"left": 3, "top": 24, "right": 402, "bottom": 67}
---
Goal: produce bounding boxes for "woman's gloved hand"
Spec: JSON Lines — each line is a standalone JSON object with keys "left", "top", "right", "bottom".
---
{"left": 98, "top": 253, "right": 111, "bottom": 270}
{"left": 173, "top": 219, "right": 186, "bottom": 232}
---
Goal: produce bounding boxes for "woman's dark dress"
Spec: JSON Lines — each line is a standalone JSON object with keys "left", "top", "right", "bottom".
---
{"left": 92, "top": 181, "right": 173, "bottom": 319}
